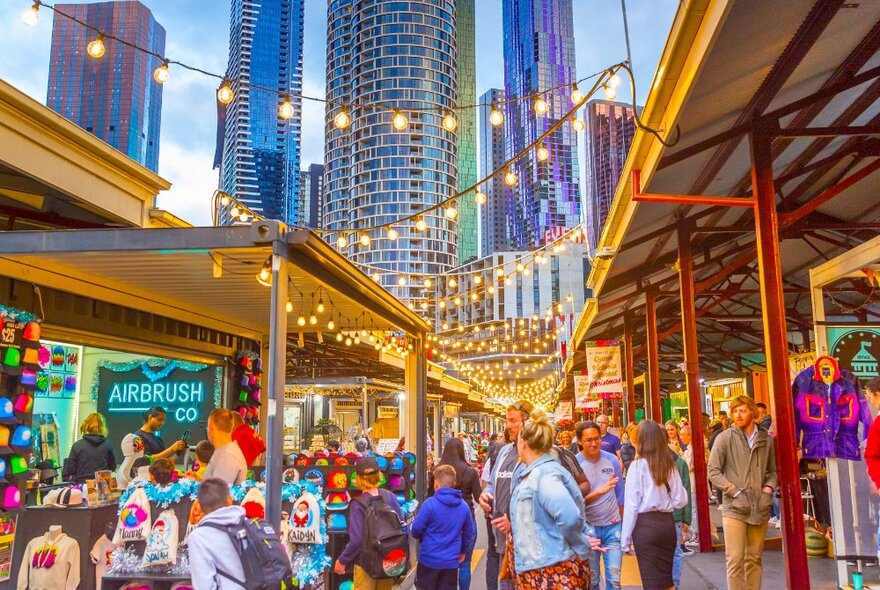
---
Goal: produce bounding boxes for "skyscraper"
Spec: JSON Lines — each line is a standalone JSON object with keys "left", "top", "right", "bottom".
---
{"left": 298, "top": 163, "right": 324, "bottom": 229}
{"left": 47, "top": 1, "right": 165, "bottom": 172}
{"left": 219, "top": 0, "right": 305, "bottom": 225}
{"left": 456, "top": 0, "right": 478, "bottom": 263}
{"left": 479, "top": 88, "right": 511, "bottom": 257}
{"left": 583, "top": 99, "right": 637, "bottom": 249}
{"left": 324, "top": 0, "right": 459, "bottom": 307}
{"left": 502, "top": 0, "right": 580, "bottom": 248}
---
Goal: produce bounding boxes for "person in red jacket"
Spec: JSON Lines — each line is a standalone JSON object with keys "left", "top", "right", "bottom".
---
{"left": 230, "top": 411, "right": 266, "bottom": 467}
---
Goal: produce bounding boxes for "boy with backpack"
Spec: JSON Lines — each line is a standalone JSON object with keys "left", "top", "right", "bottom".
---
{"left": 412, "top": 465, "right": 477, "bottom": 590}
{"left": 188, "top": 477, "right": 293, "bottom": 590}
{"left": 334, "top": 456, "right": 408, "bottom": 589}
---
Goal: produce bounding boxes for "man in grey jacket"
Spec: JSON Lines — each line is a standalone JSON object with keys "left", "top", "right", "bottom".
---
{"left": 188, "top": 478, "right": 246, "bottom": 590}
{"left": 707, "top": 395, "right": 777, "bottom": 590}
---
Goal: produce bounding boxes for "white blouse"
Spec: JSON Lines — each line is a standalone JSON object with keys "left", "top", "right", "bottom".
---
{"left": 621, "top": 458, "right": 688, "bottom": 550}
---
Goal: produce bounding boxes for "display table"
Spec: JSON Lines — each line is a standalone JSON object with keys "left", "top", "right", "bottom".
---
{"left": 4, "top": 502, "right": 118, "bottom": 590}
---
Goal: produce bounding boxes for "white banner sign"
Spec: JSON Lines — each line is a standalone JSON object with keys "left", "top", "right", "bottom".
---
{"left": 574, "top": 376, "right": 590, "bottom": 409}
{"left": 585, "top": 346, "right": 624, "bottom": 399}
{"left": 556, "top": 401, "right": 573, "bottom": 421}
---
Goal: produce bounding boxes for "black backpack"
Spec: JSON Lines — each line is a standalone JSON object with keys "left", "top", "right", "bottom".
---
{"left": 356, "top": 492, "right": 410, "bottom": 580}
{"left": 202, "top": 516, "right": 294, "bottom": 590}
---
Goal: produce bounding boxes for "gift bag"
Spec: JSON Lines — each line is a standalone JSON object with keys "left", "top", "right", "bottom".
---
{"left": 241, "top": 486, "right": 266, "bottom": 520}
{"left": 142, "top": 509, "right": 179, "bottom": 567}
{"left": 113, "top": 487, "right": 151, "bottom": 543}
{"left": 287, "top": 491, "right": 321, "bottom": 544}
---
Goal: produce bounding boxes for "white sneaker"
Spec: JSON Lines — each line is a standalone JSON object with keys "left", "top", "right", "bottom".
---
{"left": 768, "top": 517, "right": 779, "bottom": 527}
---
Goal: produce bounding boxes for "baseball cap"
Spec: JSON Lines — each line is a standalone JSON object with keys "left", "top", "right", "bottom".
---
{"left": 9, "top": 456, "right": 28, "bottom": 476}
{"left": 0, "top": 399, "right": 14, "bottom": 424}
{"left": 121, "top": 434, "right": 145, "bottom": 458}
{"left": 0, "top": 458, "right": 8, "bottom": 481}
{"left": 0, "top": 426, "right": 11, "bottom": 455}
{"left": 315, "top": 458, "right": 329, "bottom": 466}
{"left": 20, "top": 369, "right": 36, "bottom": 388}
{"left": 327, "top": 470, "right": 348, "bottom": 490}
{"left": 388, "top": 457, "right": 405, "bottom": 474}
{"left": 282, "top": 467, "right": 300, "bottom": 483}
{"left": 387, "top": 474, "right": 405, "bottom": 490}
{"left": 10, "top": 426, "right": 31, "bottom": 452}
{"left": 13, "top": 394, "right": 32, "bottom": 415}
{"left": 23, "top": 322, "right": 40, "bottom": 341}
{"left": 334, "top": 457, "right": 349, "bottom": 466}
{"left": 294, "top": 455, "right": 312, "bottom": 466}
{"left": 325, "top": 491, "right": 350, "bottom": 511}
{"left": 355, "top": 456, "right": 380, "bottom": 476}
{"left": 374, "top": 456, "right": 388, "bottom": 471}
{"left": 327, "top": 513, "right": 347, "bottom": 531}
{"left": 403, "top": 452, "right": 416, "bottom": 466}
{"left": 3, "top": 486, "right": 20, "bottom": 510}
{"left": 394, "top": 492, "right": 406, "bottom": 505}
{"left": 304, "top": 469, "right": 324, "bottom": 488}
{"left": 349, "top": 471, "right": 359, "bottom": 489}
{"left": 43, "top": 487, "right": 83, "bottom": 508}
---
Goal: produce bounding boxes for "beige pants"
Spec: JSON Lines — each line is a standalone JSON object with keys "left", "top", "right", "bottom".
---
{"left": 722, "top": 517, "right": 768, "bottom": 590}
{"left": 353, "top": 565, "right": 394, "bottom": 590}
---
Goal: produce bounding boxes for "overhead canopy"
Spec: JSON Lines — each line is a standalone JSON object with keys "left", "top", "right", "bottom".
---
{"left": 572, "top": 0, "right": 880, "bottom": 375}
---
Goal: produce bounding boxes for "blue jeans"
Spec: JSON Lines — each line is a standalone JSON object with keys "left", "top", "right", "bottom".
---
{"left": 673, "top": 522, "right": 683, "bottom": 589}
{"left": 587, "top": 521, "right": 622, "bottom": 590}
{"left": 484, "top": 517, "right": 498, "bottom": 590}
{"left": 459, "top": 546, "right": 474, "bottom": 590}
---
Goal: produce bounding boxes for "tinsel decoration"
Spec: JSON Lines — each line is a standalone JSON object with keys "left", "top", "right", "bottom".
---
{"left": 107, "top": 545, "right": 143, "bottom": 574}
{"left": 118, "top": 479, "right": 200, "bottom": 510}
{"left": 0, "top": 305, "right": 39, "bottom": 323}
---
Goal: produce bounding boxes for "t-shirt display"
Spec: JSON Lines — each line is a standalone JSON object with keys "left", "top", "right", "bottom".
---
{"left": 17, "top": 530, "right": 80, "bottom": 590}
{"left": 89, "top": 534, "right": 117, "bottom": 590}
{"left": 793, "top": 355, "right": 872, "bottom": 460}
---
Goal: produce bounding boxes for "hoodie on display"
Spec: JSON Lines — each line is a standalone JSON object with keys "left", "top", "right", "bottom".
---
{"left": 63, "top": 435, "right": 117, "bottom": 484}
{"left": 411, "top": 487, "right": 477, "bottom": 570}
{"left": 187, "top": 505, "right": 247, "bottom": 590}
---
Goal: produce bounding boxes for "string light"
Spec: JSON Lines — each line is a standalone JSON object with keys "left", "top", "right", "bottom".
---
{"left": 217, "top": 80, "right": 234, "bottom": 104}
{"left": 398, "top": 276, "right": 407, "bottom": 287}
{"left": 238, "top": 212, "right": 249, "bottom": 223}
{"left": 504, "top": 170, "right": 518, "bottom": 186}
{"left": 336, "top": 235, "right": 348, "bottom": 248}
{"left": 21, "top": 2, "right": 39, "bottom": 26}
{"left": 297, "top": 313, "right": 306, "bottom": 327}
{"left": 607, "top": 73, "right": 622, "bottom": 89}
{"left": 256, "top": 260, "right": 272, "bottom": 287}
{"left": 392, "top": 111, "right": 408, "bottom": 130}
{"left": 489, "top": 105, "right": 504, "bottom": 127}
{"left": 603, "top": 85, "right": 617, "bottom": 100}
{"left": 371, "top": 272, "right": 380, "bottom": 282}
{"left": 536, "top": 145, "right": 550, "bottom": 162}
{"left": 87, "top": 34, "right": 105, "bottom": 58}
{"left": 445, "top": 204, "right": 458, "bottom": 220}
{"left": 442, "top": 112, "right": 457, "bottom": 132}
{"left": 328, "top": 319, "right": 336, "bottom": 330}
{"left": 153, "top": 59, "right": 170, "bottom": 84}
{"left": 334, "top": 109, "right": 350, "bottom": 129}
{"left": 387, "top": 228, "right": 399, "bottom": 241}
{"left": 415, "top": 218, "right": 427, "bottom": 232}
{"left": 359, "top": 233, "right": 371, "bottom": 247}
{"left": 449, "top": 278, "right": 458, "bottom": 289}
{"left": 534, "top": 97, "right": 549, "bottom": 115}
{"left": 572, "top": 118, "right": 585, "bottom": 132}
{"left": 279, "top": 96, "right": 295, "bottom": 119}
{"left": 285, "top": 301, "right": 293, "bottom": 313}
{"left": 317, "top": 299, "right": 325, "bottom": 314}
{"left": 309, "top": 314, "right": 318, "bottom": 325}
{"left": 474, "top": 275, "right": 483, "bottom": 285}
{"left": 571, "top": 84, "right": 583, "bottom": 104}
{"left": 423, "top": 278, "right": 433, "bottom": 289}
{"left": 475, "top": 190, "right": 487, "bottom": 205}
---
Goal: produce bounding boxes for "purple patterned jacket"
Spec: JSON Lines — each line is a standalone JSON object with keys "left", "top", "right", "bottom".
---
{"left": 793, "top": 362, "right": 871, "bottom": 460}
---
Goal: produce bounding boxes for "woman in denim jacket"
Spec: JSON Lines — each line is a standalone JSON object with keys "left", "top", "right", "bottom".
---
{"left": 509, "top": 409, "right": 598, "bottom": 588}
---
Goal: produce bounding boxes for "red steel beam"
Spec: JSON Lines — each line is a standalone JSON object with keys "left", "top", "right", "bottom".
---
{"left": 632, "top": 170, "right": 755, "bottom": 207}
{"left": 780, "top": 157, "right": 880, "bottom": 226}
{"left": 677, "top": 222, "right": 713, "bottom": 552}
{"left": 623, "top": 312, "right": 637, "bottom": 423}
{"left": 644, "top": 288, "right": 662, "bottom": 422}
{"left": 750, "top": 130, "right": 810, "bottom": 588}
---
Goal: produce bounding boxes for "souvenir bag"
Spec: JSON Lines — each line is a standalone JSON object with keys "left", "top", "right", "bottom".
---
{"left": 113, "top": 487, "right": 151, "bottom": 543}
{"left": 142, "top": 509, "right": 179, "bottom": 567}
{"left": 240, "top": 486, "right": 266, "bottom": 520}
{"left": 287, "top": 491, "right": 321, "bottom": 544}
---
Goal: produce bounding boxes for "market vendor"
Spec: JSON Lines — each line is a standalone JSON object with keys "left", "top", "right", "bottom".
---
{"left": 135, "top": 406, "right": 186, "bottom": 461}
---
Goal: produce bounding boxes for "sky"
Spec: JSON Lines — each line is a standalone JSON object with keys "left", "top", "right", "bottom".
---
{"left": 0, "top": 0, "right": 678, "bottom": 226}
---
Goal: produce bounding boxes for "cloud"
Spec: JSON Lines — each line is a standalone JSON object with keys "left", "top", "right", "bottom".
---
{"left": 154, "top": 141, "right": 218, "bottom": 226}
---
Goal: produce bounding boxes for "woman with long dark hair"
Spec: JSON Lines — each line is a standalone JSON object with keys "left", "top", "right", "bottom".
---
{"left": 428, "top": 437, "right": 482, "bottom": 590}
{"left": 621, "top": 420, "right": 688, "bottom": 590}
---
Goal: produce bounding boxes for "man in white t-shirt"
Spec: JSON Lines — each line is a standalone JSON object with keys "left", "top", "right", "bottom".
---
{"left": 203, "top": 409, "right": 247, "bottom": 486}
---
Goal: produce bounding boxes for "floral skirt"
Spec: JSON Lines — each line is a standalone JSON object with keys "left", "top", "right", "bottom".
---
{"left": 509, "top": 536, "right": 591, "bottom": 590}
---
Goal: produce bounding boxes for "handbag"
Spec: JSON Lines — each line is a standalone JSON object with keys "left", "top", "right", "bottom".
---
{"left": 499, "top": 533, "right": 515, "bottom": 580}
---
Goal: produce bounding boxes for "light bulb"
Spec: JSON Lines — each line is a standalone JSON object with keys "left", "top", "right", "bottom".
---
{"left": 258, "top": 268, "right": 270, "bottom": 282}
{"left": 496, "top": 268, "right": 504, "bottom": 277}
{"left": 229, "top": 206, "right": 240, "bottom": 218}
{"left": 516, "top": 263, "right": 525, "bottom": 272}
{"left": 238, "top": 212, "right": 249, "bottom": 222}
{"left": 392, "top": 111, "right": 408, "bottom": 130}
{"left": 475, "top": 190, "right": 487, "bottom": 205}
{"left": 22, "top": 4, "right": 39, "bottom": 26}
{"left": 398, "top": 276, "right": 407, "bottom": 286}
{"left": 219, "top": 194, "right": 231, "bottom": 206}
{"left": 421, "top": 302, "right": 428, "bottom": 310}
{"left": 415, "top": 219, "right": 427, "bottom": 232}
{"left": 608, "top": 73, "right": 622, "bottom": 89}
{"left": 603, "top": 85, "right": 617, "bottom": 100}
{"left": 445, "top": 205, "right": 457, "bottom": 219}
{"left": 534, "top": 97, "right": 549, "bottom": 115}
{"left": 489, "top": 106, "right": 504, "bottom": 127}
{"left": 336, "top": 332, "right": 343, "bottom": 342}
{"left": 536, "top": 145, "right": 550, "bottom": 162}
{"left": 297, "top": 314, "right": 306, "bottom": 327}
{"left": 345, "top": 337, "right": 352, "bottom": 346}
{"left": 449, "top": 278, "right": 457, "bottom": 288}
{"left": 454, "top": 297, "right": 462, "bottom": 306}
{"left": 336, "top": 236, "right": 347, "bottom": 248}
{"left": 504, "top": 171, "right": 518, "bottom": 186}
{"left": 359, "top": 233, "right": 370, "bottom": 247}
{"left": 153, "top": 60, "right": 170, "bottom": 84}
{"left": 371, "top": 272, "right": 380, "bottom": 282}
{"left": 334, "top": 110, "right": 350, "bottom": 129}
{"left": 87, "top": 35, "right": 106, "bottom": 59}
{"left": 217, "top": 81, "right": 234, "bottom": 104}
{"left": 317, "top": 300, "right": 325, "bottom": 314}
{"left": 279, "top": 97, "right": 295, "bottom": 119}
{"left": 442, "top": 112, "right": 457, "bottom": 132}
{"left": 573, "top": 118, "right": 585, "bottom": 132}
{"left": 309, "top": 315, "right": 318, "bottom": 325}
{"left": 571, "top": 84, "right": 583, "bottom": 104}
{"left": 474, "top": 275, "right": 483, "bottom": 285}
{"left": 387, "top": 228, "right": 398, "bottom": 241}
{"left": 439, "top": 301, "right": 446, "bottom": 309}
{"left": 488, "top": 286, "right": 496, "bottom": 294}
{"left": 424, "top": 278, "right": 433, "bottom": 289}
{"left": 328, "top": 319, "right": 336, "bottom": 330}
{"left": 285, "top": 301, "right": 293, "bottom": 313}
{"left": 471, "top": 293, "right": 478, "bottom": 301}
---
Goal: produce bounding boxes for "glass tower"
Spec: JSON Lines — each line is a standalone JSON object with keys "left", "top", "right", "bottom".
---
{"left": 583, "top": 99, "right": 637, "bottom": 250}
{"left": 324, "top": 0, "right": 459, "bottom": 307}
{"left": 479, "top": 88, "right": 512, "bottom": 257}
{"left": 47, "top": 1, "right": 165, "bottom": 173}
{"left": 502, "top": 0, "right": 580, "bottom": 248}
{"left": 219, "top": 0, "right": 305, "bottom": 225}
{"left": 456, "top": 0, "right": 478, "bottom": 263}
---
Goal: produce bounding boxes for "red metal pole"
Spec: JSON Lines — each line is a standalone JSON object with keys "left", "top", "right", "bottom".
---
{"left": 624, "top": 312, "right": 637, "bottom": 423}
{"left": 645, "top": 288, "right": 662, "bottom": 422}
{"left": 750, "top": 130, "right": 810, "bottom": 589}
{"left": 677, "top": 221, "right": 713, "bottom": 553}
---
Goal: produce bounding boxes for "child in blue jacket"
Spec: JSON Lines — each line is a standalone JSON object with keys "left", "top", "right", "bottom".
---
{"left": 412, "top": 464, "right": 477, "bottom": 590}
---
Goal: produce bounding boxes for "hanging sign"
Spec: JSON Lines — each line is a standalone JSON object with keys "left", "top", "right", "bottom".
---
{"left": 585, "top": 345, "right": 624, "bottom": 399}
{"left": 555, "top": 401, "right": 573, "bottom": 421}
{"left": 826, "top": 326, "right": 880, "bottom": 381}
{"left": 574, "top": 376, "right": 590, "bottom": 409}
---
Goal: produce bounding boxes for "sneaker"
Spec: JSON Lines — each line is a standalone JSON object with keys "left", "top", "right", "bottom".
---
{"left": 680, "top": 546, "right": 696, "bottom": 557}
{"left": 768, "top": 517, "right": 779, "bottom": 527}
{"left": 685, "top": 539, "right": 699, "bottom": 548}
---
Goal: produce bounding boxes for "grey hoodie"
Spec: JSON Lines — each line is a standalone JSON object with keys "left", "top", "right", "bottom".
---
{"left": 188, "top": 505, "right": 247, "bottom": 590}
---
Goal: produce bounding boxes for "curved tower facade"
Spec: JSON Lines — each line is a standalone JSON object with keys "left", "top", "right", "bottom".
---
{"left": 324, "top": 0, "right": 459, "bottom": 307}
